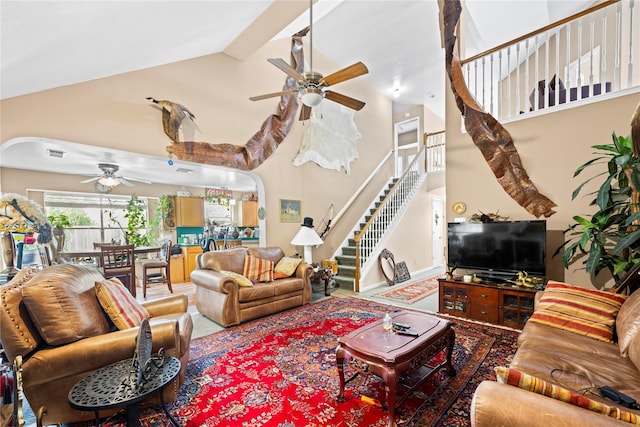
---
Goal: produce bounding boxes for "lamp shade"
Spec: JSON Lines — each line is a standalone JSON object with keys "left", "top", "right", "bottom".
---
{"left": 300, "top": 87, "right": 324, "bottom": 107}
{"left": 291, "top": 226, "right": 323, "bottom": 246}
{"left": 98, "top": 176, "right": 120, "bottom": 187}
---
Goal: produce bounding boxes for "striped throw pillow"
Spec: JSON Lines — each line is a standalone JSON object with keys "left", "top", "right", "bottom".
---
{"left": 529, "top": 281, "right": 626, "bottom": 342}
{"left": 495, "top": 367, "right": 640, "bottom": 425}
{"left": 243, "top": 255, "right": 274, "bottom": 283}
{"left": 95, "top": 278, "right": 149, "bottom": 330}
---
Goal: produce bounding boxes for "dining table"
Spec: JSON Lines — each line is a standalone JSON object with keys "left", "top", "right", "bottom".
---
{"left": 60, "top": 246, "right": 161, "bottom": 267}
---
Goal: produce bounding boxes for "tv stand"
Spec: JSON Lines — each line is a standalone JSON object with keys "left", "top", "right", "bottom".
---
{"left": 438, "top": 278, "right": 538, "bottom": 329}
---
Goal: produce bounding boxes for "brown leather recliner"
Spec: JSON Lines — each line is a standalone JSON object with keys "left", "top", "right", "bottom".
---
{"left": 0, "top": 264, "right": 193, "bottom": 425}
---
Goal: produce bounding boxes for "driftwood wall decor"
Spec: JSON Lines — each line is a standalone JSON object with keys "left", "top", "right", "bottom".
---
{"left": 443, "top": 0, "right": 557, "bottom": 218}
{"left": 164, "top": 29, "right": 308, "bottom": 171}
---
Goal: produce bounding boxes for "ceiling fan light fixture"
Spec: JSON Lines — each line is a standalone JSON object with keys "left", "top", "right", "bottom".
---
{"left": 98, "top": 176, "right": 120, "bottom": 187}
{"left": 301, "top": 87, "right": 324, "bottom": 107}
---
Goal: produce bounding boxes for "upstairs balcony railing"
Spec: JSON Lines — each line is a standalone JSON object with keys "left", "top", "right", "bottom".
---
{"left": 425, "top": 130, "right": 445, "bottom": 173}
{"left": 462, "top": 0, "right": 639, "bottom": 121}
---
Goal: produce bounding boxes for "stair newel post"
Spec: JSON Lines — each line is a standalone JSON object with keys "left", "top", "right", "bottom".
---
{"left": 354, "top": 231, "right": 361, "bottom": 292}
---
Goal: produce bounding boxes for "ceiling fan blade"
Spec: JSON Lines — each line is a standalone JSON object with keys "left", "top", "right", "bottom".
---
{"left": 118, "top": 177, "right": 135, "bottom": 187}
{"left": 80, "top": 176, "right": 100, "bottom": 184}
{"left": 123, "top": 176, "right": 152, "bottom": 185}
{"left": 325, "top": 90, "right": 366, "bottom": 111}
{"left": 250, "top": 88, "right": 298, "bottom": 101}
{"left": 299, "top": 104, "right": 312, "bottom": 121}
{"left": 267, "top": 58, "right": 305, "bottom": 81}
{"left": 320, "top": 62, "right": 369, "bottom": 87}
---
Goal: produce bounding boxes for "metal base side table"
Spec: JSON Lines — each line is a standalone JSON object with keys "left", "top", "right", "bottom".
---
{"left": 68, "top": 356, "right": 181, "bottom": 427}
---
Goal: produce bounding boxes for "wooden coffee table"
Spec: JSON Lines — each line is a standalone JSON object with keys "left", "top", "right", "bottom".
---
{"left": 336, "top": 311, "right": 456, "bottom": 427}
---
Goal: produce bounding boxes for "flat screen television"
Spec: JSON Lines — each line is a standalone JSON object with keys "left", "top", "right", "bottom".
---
{"left": 447, "top": 220, "right": 546, "bottom": 280}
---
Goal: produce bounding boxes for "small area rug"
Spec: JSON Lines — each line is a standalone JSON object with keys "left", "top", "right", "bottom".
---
{"left": 373, "top": 275, "right": 441, "bottom": 304}
{"left": 85, "top": 297, "right": 518, "bottom": 427}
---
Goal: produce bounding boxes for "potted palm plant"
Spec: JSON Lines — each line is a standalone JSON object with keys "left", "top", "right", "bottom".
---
{"left": 559, "top": 132, "right": 640, "bottom": 281}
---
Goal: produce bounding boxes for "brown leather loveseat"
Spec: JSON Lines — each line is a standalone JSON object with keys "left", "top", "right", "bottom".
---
{"left": 190, "top": 247, "right": 312, "bottom": 327}
{"left": 0, "top": 264, "right": 193, "bottom": 425}
{"left": 471, "top": 279, "right": 640, "bottom": 427}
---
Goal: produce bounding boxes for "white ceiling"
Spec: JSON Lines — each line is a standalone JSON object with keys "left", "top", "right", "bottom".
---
{"left": 0, "top": 0, "right": 596, "bottom": 190}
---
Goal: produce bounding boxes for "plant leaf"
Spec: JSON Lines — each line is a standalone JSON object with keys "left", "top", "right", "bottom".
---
{"left": 613, "top": 228, "right": 640, "bottom": 255}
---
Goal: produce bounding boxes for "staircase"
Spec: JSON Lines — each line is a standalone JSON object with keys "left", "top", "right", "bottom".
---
{"left": 333, "top": 143, "right": 428, "bottom": 291}
{"left": 333, "top": 180, "right": 399, "bottom": 288}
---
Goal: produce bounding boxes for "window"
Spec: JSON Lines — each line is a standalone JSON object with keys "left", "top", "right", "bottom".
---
{"left": 44, "top": 192, "right": 152, "bottom": 251}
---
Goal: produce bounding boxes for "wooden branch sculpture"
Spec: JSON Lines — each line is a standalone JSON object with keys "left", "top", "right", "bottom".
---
{"left": 443, "top": 0, "right": 557, "bottom": 218}
{"left": 164, "top": 28, "right": 309, "bottom": 170}
{"left": 146, "top": 97, "right": 196, "bottom": 144}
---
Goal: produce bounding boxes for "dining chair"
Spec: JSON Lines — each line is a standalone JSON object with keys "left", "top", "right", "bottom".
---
{"left": 38, "top": 246, "right": 52, "bottom": 268}
{"left": 140, "top": 241, "right": 172, "bottom": 298}
{"left": 224, "top": 239, "right": 243, "bottom": 249}
{"left": 99, "top": 244, "right": 136, "bottom": 296}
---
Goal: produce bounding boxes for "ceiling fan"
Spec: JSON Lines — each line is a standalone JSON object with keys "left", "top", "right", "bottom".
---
{"left": 250, "top": 0, "right": 369, "bottom": 120}
{"left": 81, "top": 163, "right": 151, "bottom": 192}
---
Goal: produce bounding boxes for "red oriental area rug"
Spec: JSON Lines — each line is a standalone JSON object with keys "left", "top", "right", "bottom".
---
{"left": 373, "top": 276, "right": 441, "bottom": 304}
{"left": 92, "top": 297, "right": 519, "bottom": 427}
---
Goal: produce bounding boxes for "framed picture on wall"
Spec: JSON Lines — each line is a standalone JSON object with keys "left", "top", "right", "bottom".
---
{"left": 280, "top": 199, "right": 301, "bottom": 223}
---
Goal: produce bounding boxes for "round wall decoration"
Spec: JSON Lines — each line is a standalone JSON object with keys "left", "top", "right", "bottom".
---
{"left": 257, "top": 207, "right": 266, "bottom": 220}
{"left": 452, "top": 201, "right": 467, "bottom": 215}
{"left": 378, "top": 248, "right": 396, "bottom": 286}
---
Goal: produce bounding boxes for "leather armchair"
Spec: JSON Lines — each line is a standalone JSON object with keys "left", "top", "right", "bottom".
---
{"left": 0, "top": 264, "right": 193, "bottom": 425}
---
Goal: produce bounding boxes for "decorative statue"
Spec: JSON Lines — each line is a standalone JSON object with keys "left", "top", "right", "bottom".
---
{"left": 146, "top": 97, "right": 196, "bottom": 144}
{"left": 0, "top": 193, "right": 52, "bottom": 280}
{"left": 0, "top": 193, "right": 52, "bottom": 243}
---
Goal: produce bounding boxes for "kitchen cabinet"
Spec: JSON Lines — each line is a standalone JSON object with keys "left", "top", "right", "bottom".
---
{"left": 240, "top": 201, "right": 259, "bottom": 227}
{"left": 182, "top": 246, "right": 203, "bottom": 282}
{"left": 170, "top": 254, "right": 185, "bottom": 283}
{"left": 176, "top": 197, "right": 204, "bottom": 226}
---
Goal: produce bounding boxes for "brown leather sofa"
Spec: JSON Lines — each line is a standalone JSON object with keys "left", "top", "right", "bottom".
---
{"left": 0, "top": 264, "right": 193, "bottom": 425}
{"left": 471, "top": 288, "right": 640, "bottom": 427}
{"left": 190, "top": 247, "right": 312, "bottom": 327}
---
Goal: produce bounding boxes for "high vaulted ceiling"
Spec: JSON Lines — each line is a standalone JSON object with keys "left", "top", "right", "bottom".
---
{"left": 1, "top": 0, "right": 597, "bottom": 119}
{"left": 0, "top": 0, "right": 597, "bottom": 191}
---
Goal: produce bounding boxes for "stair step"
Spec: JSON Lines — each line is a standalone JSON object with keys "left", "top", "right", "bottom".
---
{"left": 336, "top": 255, "right": 356, "bottom": 266}
{"left": 337, "top": 265, "right": 356, "bottom": 278}
{"left": 333, "top": 275, "right": 354, "bottom": 288}
{"left": 348, "top": 238, "right": 356, "bottom": 247}
{"left": 342, "top": 246, "right": 356, "bottom": 256}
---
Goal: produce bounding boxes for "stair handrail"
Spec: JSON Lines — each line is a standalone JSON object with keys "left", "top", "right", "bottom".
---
{"left": 353, "top": 141, "right": 428, "bottom": 289}
{"left": 321, "top": 150, "right": 393, "bottom": 240}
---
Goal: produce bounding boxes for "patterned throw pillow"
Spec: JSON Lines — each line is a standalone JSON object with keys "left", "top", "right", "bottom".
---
{"left": 528, "top": 281, "right": 627, "bottom": 342}
{"left": 273, "top": 256, "right": 302, "bottom": 279}
{"left": 95, "top": 278, "right": 150, "bottom": 330}
{"left": 243, "top": 255, "right": 274, "bottom": 283}
{"left": 495, "top": 367, "right": 640, "bottom": 425}
{"left": 220, "top": 270, "right": 254, "bottom": 287}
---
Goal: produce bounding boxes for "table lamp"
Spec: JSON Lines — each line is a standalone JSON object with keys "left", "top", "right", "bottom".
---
{"left": 290, "top": 217, "right": 323, "bottom": 265}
